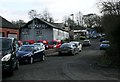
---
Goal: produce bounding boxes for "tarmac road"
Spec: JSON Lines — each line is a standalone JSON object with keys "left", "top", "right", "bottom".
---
{"left": 2, "top": 39, "right": 119, "bottom": 81}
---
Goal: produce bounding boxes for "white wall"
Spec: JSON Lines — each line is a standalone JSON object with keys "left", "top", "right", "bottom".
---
{"left": 53, "top": 28, "right": 59, "bottom": 40}
{"left": 53, "top": 28, "right": 69, "bottom": 40}
{"left": 8, "top": 34, "right": 17, "bottom": 39}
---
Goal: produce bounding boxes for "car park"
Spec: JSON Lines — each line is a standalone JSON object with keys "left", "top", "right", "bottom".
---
{"left": 48, "top": 40, "right": 62, "bottom": 49}
{"left": 17, "top": 45, "right": 45, "bottom": 64}
{"left": 58, "top": 43, "right": 78, "bottom": 56}
{"left": 0, "top": 37, "right": 19, "bottom": 76}
{"left": 100, "top": 41, "right": 110, "bottom": 50}
{"left": 70, "top": 41, "right": 82, "bottom": 52}
{"left": 82, "top": 40, "right": 91, "bottom": 47}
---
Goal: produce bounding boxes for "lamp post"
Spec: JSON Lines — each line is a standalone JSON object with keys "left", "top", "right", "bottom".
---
{"left": 70, "top": 14, "right": 74, "bottom": 40}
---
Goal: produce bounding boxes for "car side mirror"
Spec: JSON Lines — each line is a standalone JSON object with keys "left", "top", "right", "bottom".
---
{"left": 33, "top": 49, "right": 36, "bottom": 53}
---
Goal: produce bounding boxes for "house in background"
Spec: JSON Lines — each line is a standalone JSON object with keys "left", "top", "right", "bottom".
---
{"left": 20, "top": 18, "right": 69, "bottom": 41}
{"left": 70, "top": 26, "right": 88, "bottom": 40}
{"left": 0, "top": 16, "right": 19, "bottom": 39}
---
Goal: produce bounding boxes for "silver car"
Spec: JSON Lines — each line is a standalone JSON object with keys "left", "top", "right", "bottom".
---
{"left": 58, "top": 43, "right": 78, "bottom": 56}
{"left": 34, "top": 43, "right": 45, "bottom": 51}
{"left": 70, "top": 41, "right": 82, "bottom": 52}
{"left": 82, "top": 40, "right": 91, "bottom": 47}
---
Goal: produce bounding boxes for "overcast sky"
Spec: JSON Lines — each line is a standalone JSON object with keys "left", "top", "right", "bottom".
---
{"left": 0, "top": 0, "right": 101, "bottom": 22}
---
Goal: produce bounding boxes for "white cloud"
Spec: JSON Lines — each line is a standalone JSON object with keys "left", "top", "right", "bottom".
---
{"left": 0, "top": 0, "right": 101, "bottom": 22}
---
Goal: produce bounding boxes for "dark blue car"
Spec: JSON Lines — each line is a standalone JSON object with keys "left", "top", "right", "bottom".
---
{"left": 17, "top": 45, "right": 45, "bottom": 64}
{"left": 100, "top": 41, "right": 110, "bottom": 50}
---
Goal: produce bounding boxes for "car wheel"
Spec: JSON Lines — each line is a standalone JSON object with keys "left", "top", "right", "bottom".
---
{"left": 58, "top": 52, "right": 61, "bottom": 55}
{"left": 79, "top": 50, "right": 81, "bottom": 52}
{"left": 29, "top": 57, "right": 34, "bottom": 64}
{"left": 15, "top": 60, "right": 19, "bottom": 70}
{"left": 71, "top": 51, "right": 75, "bottom": 56}
{"left": 41, "top": 55, "right": 45, "bottom": 61}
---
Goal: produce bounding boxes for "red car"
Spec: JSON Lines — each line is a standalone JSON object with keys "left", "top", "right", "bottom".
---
{"left": 48, "top": 40, "right": 62, "bottom": 49}
{"left": 18, "top": 41, "right": 23, "bottom": 46}
{"left": 22, "top": 40, "right": 35, "bottom": 45}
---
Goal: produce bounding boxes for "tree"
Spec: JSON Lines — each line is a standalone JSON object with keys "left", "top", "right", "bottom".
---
{"left": 63, "top": 16, "right": 76, "bottom": 28}
{"left": 28, "top": 9, "right": 54, "bottom": 23}
{"left": 75, "top": 11, "right": 83, "bottom": 26}
{"left": 99, "top": 0, "right": 120, "bottom": 66}
{"left": 83, "top": 13, "right": 101, "bottom": 28}
{"left": 100, "top": 0, "right": 120, "bottom": 15}
{"left": 11, "top": 20, "right": 26, "bottom": 27}
{"left": 28, "top": 10, "right": 40, "bottom": 19}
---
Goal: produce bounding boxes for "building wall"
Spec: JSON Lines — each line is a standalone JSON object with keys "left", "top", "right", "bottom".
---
{"left": 20, "top": 18, "right": 69, "bottom": 41}
{"left": 20, "top": 27, "right": 53, "bottom": 41}
{"left": 0, "top": 28, "right": 19, "bottom": 39}
{"left": 42, "top": 27, "right": 53, "bottom": 41}
{"left": 53, "top": 28, "right": 69, "bottom": 41}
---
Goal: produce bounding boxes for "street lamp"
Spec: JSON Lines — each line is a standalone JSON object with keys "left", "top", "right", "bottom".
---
{"left": 70, "top": 14, "right": 74, "bottom": 40}
{"left": 67, "top": 14, "right": 74, "bottom": 41}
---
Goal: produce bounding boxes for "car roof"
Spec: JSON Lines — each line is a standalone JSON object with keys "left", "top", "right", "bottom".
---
{"left": 102, "top": 41, "right": 109, "bottom": 43}
{"left": 21, "top": 45, "right": 35, "bottom": 47}
{"left": 34, "top": 43, "right": 43, "bottom": 44}
{"left": 0, "top": 37, "right": 15, "bottom": 40}
{"left": 84, "top": 40, "right": 90, "bottom": 41}
{"left": 62, "top": 43, "right": 71, "bottom": 45}
{"left": 70, "top": 41, "right": 79, "bottom": 43}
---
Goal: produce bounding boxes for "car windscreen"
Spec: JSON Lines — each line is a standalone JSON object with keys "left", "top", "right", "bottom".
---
{"left": 60, "top": 44, "right": 72, "bottom": 48}
{"left": 70, "top": 42, "right": 79, "bottom": 46}
{"left": 84, "top": 41, "right": 89, "bottom": 43}
{"left": 0, "top": 38, "right": 12, "bottom": 51}
{"left": 102, "top": 42, "right": 109, "bottom": 44}
{"left": 22, "top": 41, "right": 29, "bottom": 45}
{"left": 19, "top": 46, "right": 34, "bottom": 51}
{"left": 48, "top": 41, "right": 57, "bottom": 45}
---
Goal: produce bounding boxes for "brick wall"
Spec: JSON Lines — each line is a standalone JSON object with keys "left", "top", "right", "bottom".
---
{"left": 0, "top": 27, "right": 19, "bottom": 40}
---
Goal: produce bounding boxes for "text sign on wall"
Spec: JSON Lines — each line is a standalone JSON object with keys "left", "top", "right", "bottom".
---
{"left": 28, "top": 24, "right": 48, "bottom": 29}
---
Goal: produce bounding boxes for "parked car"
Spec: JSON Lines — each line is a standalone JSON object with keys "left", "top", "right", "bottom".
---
{"left": 82, "top": 40, "right": 91, "bottom": 47}
{"left": 58, "top": 43, "right": 78, "bottom": 56}
{"left": 37, "top": 40, "right": 48, "bottom": 49}
{"left": 92, "top": 35, "right": 97, "bottom": 39}
{"left": 100, "top": 41, "right": 110, "bottom": 50}
{"left": 34, "top": 43, "right": 45, "bottom": 50}
{"left": 17, "top": 45, "right": 45, "bottom": 64}
{"left": 97, "top": 33, "right": 102, "bottom": 38}
{"left": 80, "top": 36, "right": 86, "bottom": 40}
{"left": 100, "top": 37, "right": 106, "bottom": 42}
{"left": 70, "top": 41, "right": 82, "bottom": 52}
{"left": 48, "top": 40, "right": 62, "bottom": 49}
{"left": 0, "top": 37, "right": 19, "bottom": 76}
{"left": 18, "top": 40, "right": 23, "bottom": 47}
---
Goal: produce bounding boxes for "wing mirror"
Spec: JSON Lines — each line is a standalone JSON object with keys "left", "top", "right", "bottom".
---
{"left": 33, "top": 49, "right": 37, "bottom": 53}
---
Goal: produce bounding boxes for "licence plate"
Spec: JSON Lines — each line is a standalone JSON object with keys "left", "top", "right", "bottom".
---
{"left": 61, "top": 51, "right": 68, "bottom": 53}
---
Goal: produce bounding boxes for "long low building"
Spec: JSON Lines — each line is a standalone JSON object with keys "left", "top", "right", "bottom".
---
{"left": 20, "top": 18, "right": 69, "bottom": 41}
{"left": 0, "top": 16, "right": 19, "bottom": 39}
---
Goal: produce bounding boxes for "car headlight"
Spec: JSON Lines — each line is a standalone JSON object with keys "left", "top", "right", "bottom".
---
{"left": 23, "top": 53, "right": 32, "bottom": 57}
{"left": 54, "top": 45, "right": 56, "bottom": 48}
{"left": 1, "top": 54, "right": 12, "bottom": 61}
